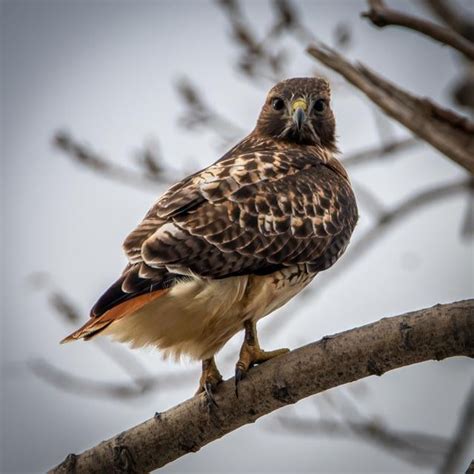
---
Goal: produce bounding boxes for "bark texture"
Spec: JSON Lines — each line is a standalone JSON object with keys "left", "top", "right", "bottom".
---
{"left": 50, "top": 299, "right": 474, "bottom": 473}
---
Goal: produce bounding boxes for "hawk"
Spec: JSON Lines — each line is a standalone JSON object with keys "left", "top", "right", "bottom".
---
{"left": 62, "top": 77, "right": 358, "bottom": 402}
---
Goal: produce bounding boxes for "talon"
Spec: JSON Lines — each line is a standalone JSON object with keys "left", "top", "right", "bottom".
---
{"left": 234, "top": 320, "right": 289, "bottom": 397}
{"left": 235, "top": 366, "right": 245, "bottom": 397}
{"left": 196, "top": 357, "right": 222, "bottom": 408}
{"left": 204, "top": 381, "right": 219, "bottom": 408}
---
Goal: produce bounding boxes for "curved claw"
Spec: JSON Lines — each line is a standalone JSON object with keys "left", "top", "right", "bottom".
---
{"left": 204, "top": 381, "right": 219, "bottom": 408}
{"left": 234, "top": 321, "right": 290, "bottom": 398}
{"left": 196, "top": 357, "right": 222, "bottom": 409}
{"left": 234, "top": 366, "right": 246, "bottom": 397}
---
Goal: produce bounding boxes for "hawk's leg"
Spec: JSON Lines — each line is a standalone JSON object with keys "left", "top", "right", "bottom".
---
{"left": 235, "top": 320, "right": 289, "bottom": 395}
{"left": 196, "top": 356, "right": 222, "bottom": 407}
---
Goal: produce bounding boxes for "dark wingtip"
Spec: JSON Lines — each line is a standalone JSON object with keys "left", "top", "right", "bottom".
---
{"left": 90, "top": 275, "right": 127, "bottom": 318}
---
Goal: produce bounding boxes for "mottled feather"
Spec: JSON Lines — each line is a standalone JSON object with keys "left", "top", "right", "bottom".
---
{"left": 124, "top": 137, "right": 357, "bottom": 282}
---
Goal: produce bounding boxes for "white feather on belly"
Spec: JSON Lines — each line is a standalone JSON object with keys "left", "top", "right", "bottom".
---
{"left": 101, "top": 267, "right": 314, "bottom": 361}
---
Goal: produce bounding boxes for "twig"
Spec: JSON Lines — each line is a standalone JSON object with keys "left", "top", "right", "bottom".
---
{"left": 31, "top": 279, "right": 169, "bottom": 398}
{"left": 215, "top": 0, "right": 285, "bottom": 81}
{"left": 341, "top": 136, "right": 419, "bottom": 168}
{"left": 53, "top": 131, "right": 177, "bottom": 191}
{"left": 351, "top": 181, "right": 387, "bottom": 220}
{"left": 272, "top": 384, "right": 449, "bottom": 468}
{"left": 423, "top": 0, "right": 474, "bottom": 42}
{"left": 322, "top": 179, "right": 472, "bottom": 287}
{"left": 29, "top": 358, "right": 196, "bottom": 401}
{"left": 362, "top": 0, "right": 474, "bottom": 61}
{"left": 439, "top": 384, "right": 474, "bottom": 474}
{"left": 28, "top": 359, "right": 159, "bottom": 400}
{"left": 276, "top": 417, "right": 449, "bottom": 467}
{"left": 175, "top": 77, "right": 244, "bottom": 147}
{"left": 49, "top": 299, "right": 474, "bottom": 473}
{"left": 307, "top": 42, "right": 474, "bottom": 174}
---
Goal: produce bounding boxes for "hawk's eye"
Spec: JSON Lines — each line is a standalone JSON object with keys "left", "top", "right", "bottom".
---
{"left": 313, "top": 99, "right": 326, "bottom": 113}
{"left": 272, "top": 97, "right": 285, "bottom": 111}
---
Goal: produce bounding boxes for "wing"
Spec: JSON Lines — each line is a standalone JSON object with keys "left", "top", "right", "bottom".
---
{"left": 124, "top": 148, "right": 358, "bottom": 280}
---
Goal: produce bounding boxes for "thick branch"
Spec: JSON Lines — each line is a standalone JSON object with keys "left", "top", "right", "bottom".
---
{"left": 362, "top": 0, "right": 474, "bottom": 61}
{"left": 306, "top": 42, "right": 474, "bottom": 174}
{"left": 50, "top": 299, "right": 474, "bottom": 473}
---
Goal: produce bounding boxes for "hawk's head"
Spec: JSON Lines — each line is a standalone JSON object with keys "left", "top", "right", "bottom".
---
{"left": 254, "top": 77, "right": 336, "bottom": 150}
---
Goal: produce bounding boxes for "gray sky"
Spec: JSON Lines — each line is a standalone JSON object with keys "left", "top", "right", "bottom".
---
{"left": 1, "top": 0, "right": 473, "bottom": 472}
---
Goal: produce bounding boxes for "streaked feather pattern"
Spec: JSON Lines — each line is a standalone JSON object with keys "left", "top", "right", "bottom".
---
{"left": 124, "top": 137, "right": 357, "bottom": 281}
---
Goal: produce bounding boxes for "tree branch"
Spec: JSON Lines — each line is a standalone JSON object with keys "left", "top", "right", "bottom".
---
{"left": 423, "top": 0, "right": 474, "bottom": 42}
{"left": 439, "top": 384, "right": 474, "bottom": 474}
{"left": 49, "top": 299, "right": 474, "bottom": 473}
{"left": 275, "top": 417, "right": 449, "bottom": 467}
{"left": 306, "top": 42, "right": 474, "bottom": 175}
{"left": 53, "top": 131, "right": 178, "bottom": 191}
{"left": 362, "top": 0, "right": 474, "bottom": 61}
{"left": 341, "top": 136, "right": 419, "bottom": 168}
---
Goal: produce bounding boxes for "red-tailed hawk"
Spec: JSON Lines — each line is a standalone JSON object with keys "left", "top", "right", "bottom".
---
{"left": 62, "top": 77, "right": 358, "bottom": 402}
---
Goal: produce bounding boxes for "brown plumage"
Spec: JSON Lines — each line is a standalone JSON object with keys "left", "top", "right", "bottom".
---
{"left": 62, "top": 77, "right": 358, "bottom": 398}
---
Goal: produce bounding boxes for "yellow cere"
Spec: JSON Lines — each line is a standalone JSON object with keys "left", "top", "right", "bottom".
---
{"left": 291, "top": 98, "right": 307, "bottom": 112}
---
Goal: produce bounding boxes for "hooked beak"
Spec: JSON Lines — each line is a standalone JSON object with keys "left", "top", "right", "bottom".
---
{"left": 291, "top": 98, "right": 307, "bottom": 131}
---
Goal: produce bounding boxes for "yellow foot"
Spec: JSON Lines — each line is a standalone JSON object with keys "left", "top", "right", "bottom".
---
{"left": 235, "top": 320, "right": 289, "bottom": 396}
{"left": 196, "top": 357, "right": 222, "bottom": 407}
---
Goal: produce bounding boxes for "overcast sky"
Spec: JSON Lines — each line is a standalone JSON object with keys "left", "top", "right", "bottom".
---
{"left": 1, "top": 0, "right": 473, "bottom": 472}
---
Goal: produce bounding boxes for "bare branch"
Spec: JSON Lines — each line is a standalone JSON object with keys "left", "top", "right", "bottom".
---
{"left": 272, "top": 384, "right": 448, "bottom": 468}
{"left": 276, "top": 417, "right": 448, "bottom": 467}
{"left": 215, "top": 0, "right": 286, "bottom": 81}
{"left": 439, "top": 384, "right": 474, "bottom": 474}
{"left": 424, "top": 0, "right": 474, "bottom": 42}
{"left": 29, "top": 357, "right": 196, "bottom": 401}
{"left": 175, "top": 77, "right": 244, "bottom": 147}
{"left": 133, "top": 140, "right": 165, "bottom": 178}
{"left": 351, "top": 181, "right": 387, "bottom": 220}
{"left": 324, "top": 179, "right": 472, "bottom": 287}
{"left": 53, "top": 131, "right": 177, "bottom": 191}
{"left": 362, "top": 0, "right": 474, "bottom": 61}
{"left": 28, "top": 359, "right": 159, "bottom": 400}
{"left": 30, "top": 278, "right": 171, "bottom": 398}
{"left": 306, "top": 42, "right": 474, "bottom": 174}
{"left": 341, "top": 136, "right": 419, "bottom": 168}
{"left": 49, "top": 299, "right": 474, "bottom": 473}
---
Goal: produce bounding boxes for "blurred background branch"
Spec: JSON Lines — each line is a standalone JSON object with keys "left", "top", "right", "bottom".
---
{"left": 424, "top": 0, "right": 474, "bottom": 41}
{"left": 53, "top": 131, "right": 179, "bottom": 190}
{"left": 28, "top": 273, "right": 196, "bottom": 400}
{"left": 439, "top": 384, "right": 474, "bottom": 474}
{"left": 307, "top": 43, "right": 474, "bottom": 174}
{"left": 362, "top": 0, "right": 474, "bottom": 60}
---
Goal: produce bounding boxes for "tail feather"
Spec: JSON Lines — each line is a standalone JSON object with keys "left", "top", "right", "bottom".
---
{"left": 60, "top": 289, "right": 168, "bottom": 344}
